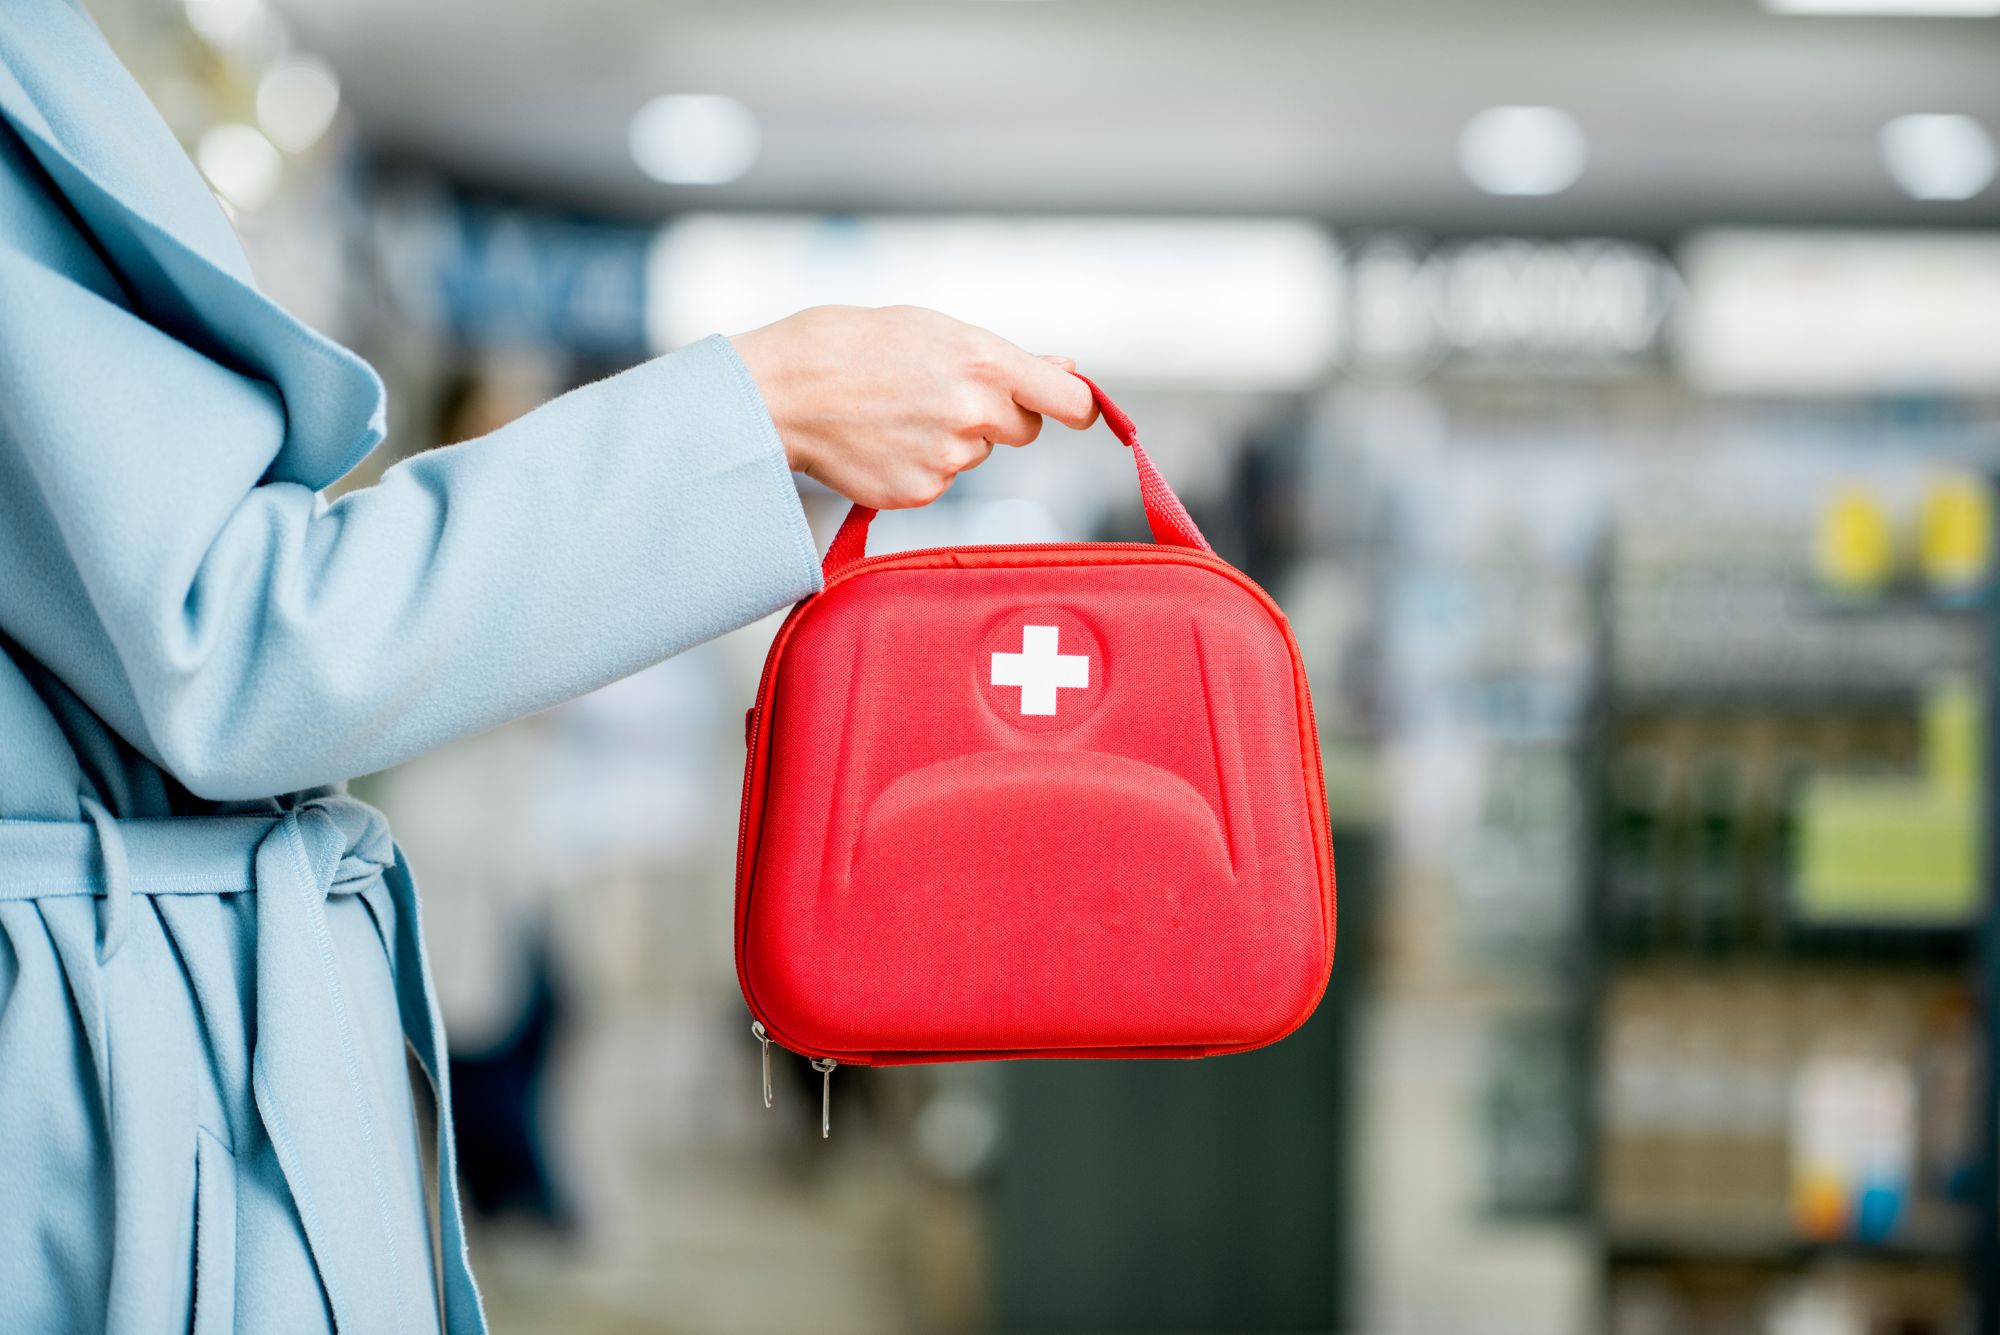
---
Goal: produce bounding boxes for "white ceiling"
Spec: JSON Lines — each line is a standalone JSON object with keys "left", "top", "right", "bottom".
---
{"left": 274, "top": 0, "right": 2000, "bottom": 230}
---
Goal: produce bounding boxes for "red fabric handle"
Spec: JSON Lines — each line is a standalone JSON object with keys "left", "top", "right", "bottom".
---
{"left": 820, "top": 375, "right": 1211, "bottom": 579}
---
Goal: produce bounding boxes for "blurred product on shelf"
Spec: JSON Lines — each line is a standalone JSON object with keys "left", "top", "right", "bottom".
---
{"left": 1813, "top": 484, "right": 1898, "bottom": 598}
{"left": 1603, "top": 700, "right": 1955, "bottom": 952}
{"left": 1609, "top": 1260, "right": 1963, "bottom": 1335}
{"left": 1794, "top": 680, "right": 1979, "bottom": 925}
{"left": 1606, "top": 473, "right": 1983, "bottom": 949}
{"left": 1918, "top": 474, "right": 1996, "bottom": 600}
{"left": 1482, "top": 1010, "right": 1584, "bottom": 1216}
{"left": 1615, "top": 482, "right": 1974, "bottom": 699}
{"left": 1599, "top": 970, "right": 1973, "bottom": 1253}
{"left": 1813, "top": 471, "right": 1997, "bottom": 605}
{"left": 1586, "top": 458, "right": 1992, "bottom": 1334}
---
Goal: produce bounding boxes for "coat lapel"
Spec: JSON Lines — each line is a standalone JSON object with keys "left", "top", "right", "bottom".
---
{"left": 0, "top": 0, "right": 387, "bottom": 489}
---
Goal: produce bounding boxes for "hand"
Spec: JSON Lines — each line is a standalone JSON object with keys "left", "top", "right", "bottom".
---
{"left": 730, "top": 305, "right": 1099, "bottom": 510}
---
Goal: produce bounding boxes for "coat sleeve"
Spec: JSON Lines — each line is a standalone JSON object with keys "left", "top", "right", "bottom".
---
{"left": 0, "top": 234, "right": 822, "bottom": 800}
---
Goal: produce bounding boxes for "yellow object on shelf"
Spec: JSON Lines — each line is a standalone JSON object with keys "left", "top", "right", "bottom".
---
{"left": 1794, "top": 679, "right": 1981, "bottom": 924}
{"left": 1925, "top": 676, "right": 1978, "bottom": 798}
{"left": 1813, "top": 483, "right": 1898, "bottom": 597}
{"left": 1918, "top": 473, "right": 1994, "bottom": 596}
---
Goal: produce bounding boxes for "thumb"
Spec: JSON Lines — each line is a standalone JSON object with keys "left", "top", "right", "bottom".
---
{"left": 1038, "top": 354, "right": 1076, "bottom": 371}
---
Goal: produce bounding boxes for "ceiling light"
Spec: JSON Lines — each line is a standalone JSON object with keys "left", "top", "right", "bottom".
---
{"left": 1881, "top": 114, "right": 1997, "bottom": 200}
{"left": 1761, "top": 0, "right": 2000, "bottom": 14}
{"left": 1679, "top": 231, "right": 2000, "bottom": 393}
{"left": 647, "top": 215, "right": 1343, "bottom": 388}
{"left": 183, "top": 0, "right": 269, "bottom": 49}
{"left": 197, "top": 123, "right": 282, "bottom": 212}
{"left": 257, "top": 57, "right": 342, "bottom": 154}
{"left": 1457, "top": 106, "right": 1588, "bottom": 197}
{"left": 628, "top": 95, "right": 759, "bottom": 186}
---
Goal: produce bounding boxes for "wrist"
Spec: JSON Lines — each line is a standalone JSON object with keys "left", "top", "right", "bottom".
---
{"left": 729, "top": 327, "right": 812, "bottom": 475}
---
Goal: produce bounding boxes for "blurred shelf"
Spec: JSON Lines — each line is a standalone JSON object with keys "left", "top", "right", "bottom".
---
{"left": 1805, "top": 589, "right": 1992, "bottom": 619}
{"left": 1584, "top": 484, "right": 2000, "bottom": 1325}
{"left": 1602, "top": 923, "right": 1975, "bottom": 968}
{"left": 1605, "top": 682, "right": 1929, "bottom": 714}
{"left": 1605, "top": 1226, "right": 1969, "bottom": 1270}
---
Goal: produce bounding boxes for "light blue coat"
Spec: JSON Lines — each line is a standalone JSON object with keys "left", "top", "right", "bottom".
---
{"left": 0, "top": 2, "right": 821, "bottom": 1331}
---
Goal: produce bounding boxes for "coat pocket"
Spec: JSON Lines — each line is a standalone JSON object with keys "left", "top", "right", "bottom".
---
{"left": 192, "top": 1128, "right": 237, "bottom": 1335}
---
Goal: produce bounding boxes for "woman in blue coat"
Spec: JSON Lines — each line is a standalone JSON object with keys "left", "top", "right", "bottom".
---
{"left": 0, "top": 3, "right": 1097, "bottom": 1331}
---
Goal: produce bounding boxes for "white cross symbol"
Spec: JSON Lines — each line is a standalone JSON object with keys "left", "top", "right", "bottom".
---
{"left": 989, "top": 625, "right": 1090, "bottom": 716}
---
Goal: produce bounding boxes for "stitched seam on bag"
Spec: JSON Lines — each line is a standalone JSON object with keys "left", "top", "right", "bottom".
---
{"left": 824, "top": 550, "right": 1297, "bottom": 637}
{"left": 1188, "top": 620, "right": 1238, "bottom": 878}
{"left": 822, "top": 630, "right": 868, "bottom": 890}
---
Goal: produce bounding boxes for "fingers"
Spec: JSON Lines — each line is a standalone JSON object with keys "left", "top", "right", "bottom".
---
{"left": 896, "top": 436, "right": 994, "bottom": 511}
{"left": 982, "top": 401, "right": 1045, "bottom": 448}
{"left": 1006, "top": 348, "right": 1098, "bottom": 430}
{"left": 959, "top": 436, "right": 998, "bottom": 469}
{"left": 891, "top": 468, "right": 951, "bottom": 510}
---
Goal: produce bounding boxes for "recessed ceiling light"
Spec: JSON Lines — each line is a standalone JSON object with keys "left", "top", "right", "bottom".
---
{"left": 183, "top": 0, "right": 280, "bottom": 54}
{"left": 1761, "top": 0, "right": 2000, "bottom": 14}
{"left": 257, "top": 57, "right": 342, "bottom": 154}
{"left": 1457, "top": 106, "right": 1588, "bottom": 197}
{"left": 197, "top": 123, "right": 283, "bottom": 211}
{"left": 1881, "top": 114, "right": 1997, "bottom": 200}
{"left": 184, "top": 0, "right": 261, "bottom": 45}
{"left": 629, "top": 95, "right": 760, "bottom": 186}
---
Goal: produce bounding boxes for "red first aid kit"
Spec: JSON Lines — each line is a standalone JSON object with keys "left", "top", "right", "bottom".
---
{"left": 736, "top": 378, "right": 1334, "bottom": 1131}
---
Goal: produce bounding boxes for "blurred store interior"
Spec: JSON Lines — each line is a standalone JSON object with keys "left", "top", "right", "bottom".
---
{"left": 80, "top": 0, "right": 2000, "bottom": 1331}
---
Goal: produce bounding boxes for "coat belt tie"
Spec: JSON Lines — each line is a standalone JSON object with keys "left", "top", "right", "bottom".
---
{"left": 0, "top": 795, "right": 488, "bottom": 1335}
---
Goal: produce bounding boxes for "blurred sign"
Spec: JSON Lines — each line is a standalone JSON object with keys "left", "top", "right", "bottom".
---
{"left": 373, "top": 192, "right": 652, "bottom": 358}
{"left": 1679, "top": 230, "right": 2000, "bottom": 395}
{"left": 646, "top": 214, "right": 1344, "bottom": 389}
{"left": 1346, "top": 234, "right": 1680, "bottom": 374}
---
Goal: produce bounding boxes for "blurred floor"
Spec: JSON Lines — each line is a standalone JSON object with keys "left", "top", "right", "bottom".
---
{"left": 1355, "top": 994, "right": 1591, "bottom": 1335}
{"left": 471, "top": 1155, "right": 920, "bottom": 1335}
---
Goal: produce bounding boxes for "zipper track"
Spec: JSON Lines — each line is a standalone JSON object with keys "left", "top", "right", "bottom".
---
{"left": 733, "top": 539, "right": 1336, "bottom": 1066}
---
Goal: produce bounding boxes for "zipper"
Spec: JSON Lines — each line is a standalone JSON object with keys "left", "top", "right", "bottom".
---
{"left": 828, "top": 538, "right": 1169, "bottom": 578}
{"left": 747, "top": 1021, "right": 843, "bottom": 1137}
{"left": 811, "top": 1058, "right": 839, "bottom": 1138}
{"left": 732, "top": 539, "right": 1337, "bottom": 1073}
{"left": 751, "top": 1020, "right": 773, "bottom": 1108}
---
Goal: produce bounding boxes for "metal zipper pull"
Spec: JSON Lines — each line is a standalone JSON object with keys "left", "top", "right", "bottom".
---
{"left": 810, "top": 1058, "right": 839, "bottom": 1139}
{"left": 751, "top": 1021, "right": 773, "bottom": 1109}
